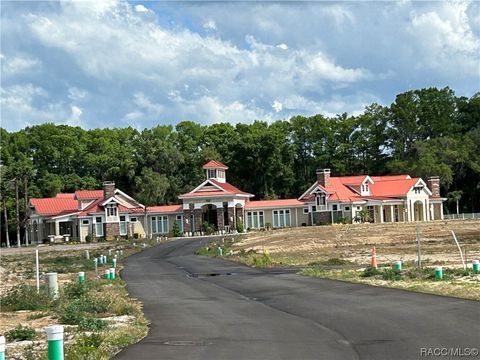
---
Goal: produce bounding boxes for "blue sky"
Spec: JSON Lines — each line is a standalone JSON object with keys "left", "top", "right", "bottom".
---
{"left": 1, "top": 0, "right": 479, "bottom": 131}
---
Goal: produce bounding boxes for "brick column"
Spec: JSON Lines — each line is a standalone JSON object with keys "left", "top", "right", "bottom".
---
{"left": 105, "top": 223, "right": 119, "bottom": 240}
{"left": 216, "top": 208, "right": 224, "bottom": 231}
{"left": 228, "top": 207, "right": 236, "bottom": 230}
{"left": 194, "top": 209, "right": 203, "bottom": 233}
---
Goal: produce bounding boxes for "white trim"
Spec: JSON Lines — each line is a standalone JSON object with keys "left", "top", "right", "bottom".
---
{"left": 408, "top": 179, "right": 433, "bottom": 196}
{"left": 272, "top": 209, "right": 291, "bottom": 228}
{"left": 114, "top": 189, "right": 145, "bottom": 208}
{"left": 179, "top": 193, "right": 252, "bottom": 200}
{"left": 191, "top": 179, "right": 226, "bottom": 193}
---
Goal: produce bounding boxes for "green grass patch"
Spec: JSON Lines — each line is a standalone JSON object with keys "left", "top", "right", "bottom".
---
{"left": 308, "top": 258, "right": 353, "bottom": 266}
{"left": 0, "top": 284, "right": 53, "bottom": 311}
{"left": 6, "top": 325, "right": 37, "bottom": 342}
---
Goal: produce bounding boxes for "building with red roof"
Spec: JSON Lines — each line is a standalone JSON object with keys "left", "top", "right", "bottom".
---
{"left": 29, "top": 161, "right": 446, "bottom": 242}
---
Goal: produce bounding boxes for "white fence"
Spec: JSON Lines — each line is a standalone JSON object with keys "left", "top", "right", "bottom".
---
{"left": 444, "top": 213, "right": 480, "bottom": 220}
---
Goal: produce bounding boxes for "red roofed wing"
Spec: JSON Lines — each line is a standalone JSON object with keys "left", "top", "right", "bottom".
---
{"left": 202, "top": 160, "right": 229, "bottom": 170}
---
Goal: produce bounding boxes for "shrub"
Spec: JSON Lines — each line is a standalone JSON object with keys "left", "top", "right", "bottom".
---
{"left": 265, "top": 223, "right": 272, "bottom": 230}
{"left": 78, "top": 316, "right": 109, "bottom": 331}
{"left": 62, "top": 282, "right": 88, "bottom": 300}
{"left": 309, "top": 258, "right": 352, "bottom": 266}
{"left": 58, "top": 295, "right": 110, "bottom": 326}
{"left": 236, "top": 218, "right": 244, "bottom": 233}
{"left": 381, "top": 268, "right": 402, "bottom": 281}
{"left": 202, "top": 222, "right": 216, "bottom": 235}
{"left": 6, "top": 325, "right": 37, "bottom": 342}
{"left": 0, "top": 284, "right": 52, "bottom": 311}
{"left": 361, "top": 266, "right": 382, "bottom": 278}
{"left": 172, "top": 221, "right": 182, "bottom": 237}
{"left": 85, "top": 234, "right": 92, "bottom": 243}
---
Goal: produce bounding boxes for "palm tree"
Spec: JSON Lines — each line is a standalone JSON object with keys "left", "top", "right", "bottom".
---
{"left": 447, "top": 191, "right": 463, "bottom": 215}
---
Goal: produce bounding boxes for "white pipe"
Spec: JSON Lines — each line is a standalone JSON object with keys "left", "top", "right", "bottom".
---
{"left": 451, "top": 230, "right": 466, "bottom": 270}
{"left": 36, "top": 249, "right": 40, "bottom": 293}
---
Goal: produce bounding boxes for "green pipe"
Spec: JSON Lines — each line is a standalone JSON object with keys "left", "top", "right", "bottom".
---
{"left": 110, "top": 268, "right": 116, "bottom": 280}
{"left": 435, "top": 266, "right": 443, "bottom": 280}
{"left": 473, "top": 260, "right": 479, "bottom": 274}
{"left": 78, "top": 272, "right": 85, "bottom": 284}
{"left": 0, "top": 335, "right": 5, "bottom": 360}
{"left": 46, "top": 325, "right": 64, "bottom": 360}
{"left": 393, "top": 261, "right": 402, "bottom": 271}
{"left": 104, "top": 269, "right": 110, "bottom": 279}
{"left": 112, "top": 258, "right": 117, "bottom": 268}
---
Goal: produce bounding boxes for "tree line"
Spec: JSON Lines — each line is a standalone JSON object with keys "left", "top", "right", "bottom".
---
{"left": 1, "top": 86, "right": 479, "bottom": 246}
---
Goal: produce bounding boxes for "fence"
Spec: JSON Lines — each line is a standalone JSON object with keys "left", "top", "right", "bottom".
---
{"left": 443, "top": 213, "right": 480, "bottom": 220}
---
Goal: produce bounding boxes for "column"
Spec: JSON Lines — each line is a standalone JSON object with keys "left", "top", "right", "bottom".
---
{"left": 55, "top": 221, "right": 60, "bottom": 236}
{"left": 422, "top": 201, "right": 427, "bottom": 221}
{"left": 216, "top": 208, "right": 224, "bottom": 231}
{"left": 425, "top": 199, "right": 430, "bottom": 221}
{"left": 390, "top": 205, "right": 395, "bottom": 223}
{"left": 379, "top": 204, "right": 384, "bottom": 223}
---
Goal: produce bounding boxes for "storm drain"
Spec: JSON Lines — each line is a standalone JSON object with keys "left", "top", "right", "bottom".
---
{"left": 188, "top": 272, "right": 234, "bottom": 278}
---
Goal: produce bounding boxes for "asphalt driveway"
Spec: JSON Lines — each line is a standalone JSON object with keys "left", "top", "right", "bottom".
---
{"left": 115, "top": 238, "right": 479, "bottom": 360}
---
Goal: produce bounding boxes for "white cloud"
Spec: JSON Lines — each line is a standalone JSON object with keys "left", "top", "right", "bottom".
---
{"left": 0, "top": 84, "right": 68, "bottom": 129}
{"left": 272, "top": 100, "right": 283, "bottom": 112}
{"left": 1, "top": 54, "right": 41, "bottom": 75}
{"left": 68, "top": 87, "right": 87, "bottom": 101}
{"left": 203, "top": 19, "right": 217, "bottom": 31}
{"left": 133, "top": 92, "right": 164, "bottom": 114}
{"left": 276, "top": 43, "right": 288, "bottom": 50}
{"left": 134, "top": 4, "right": 149, "bottom": 13}
{"left": 407, "top": 2, "right": 479, "bottom": 75}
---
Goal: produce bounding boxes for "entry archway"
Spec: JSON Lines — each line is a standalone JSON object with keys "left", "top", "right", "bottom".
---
{"left": 413, "top": 201, "right": 424, "bottom": 221}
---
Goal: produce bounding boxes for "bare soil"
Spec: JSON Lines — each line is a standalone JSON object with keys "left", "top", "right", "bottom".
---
{"left": 237, "top": 219, "right": 480, "bottom": 266}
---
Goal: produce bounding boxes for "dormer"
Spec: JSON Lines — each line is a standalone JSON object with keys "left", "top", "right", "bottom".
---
{"left": 360, "top": 176, "right": 374, "bottom": 196}
{"left": 203, "top": 160, "right": 228, "bottom": 183}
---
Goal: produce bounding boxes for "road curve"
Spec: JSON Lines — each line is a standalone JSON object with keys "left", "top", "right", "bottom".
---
{"left": 115, "top": 238, "right": 479, "bottom": 360}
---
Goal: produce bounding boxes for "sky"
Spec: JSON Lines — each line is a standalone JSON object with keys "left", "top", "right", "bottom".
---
{"left": 1, "top": 0, "right": 479, "bottom": 131}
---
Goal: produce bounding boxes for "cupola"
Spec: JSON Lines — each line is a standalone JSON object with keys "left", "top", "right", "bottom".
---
{"left": 202, "top": 160, "right": 228, "bottom": 183}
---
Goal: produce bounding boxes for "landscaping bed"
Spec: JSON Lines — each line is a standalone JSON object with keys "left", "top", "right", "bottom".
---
{"left": 0, "top": 240, "right": 161, "bottom": 359}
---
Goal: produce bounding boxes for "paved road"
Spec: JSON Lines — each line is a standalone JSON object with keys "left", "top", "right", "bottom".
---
{"left": 116, "top": 238, "right": 479, "bottom": 360}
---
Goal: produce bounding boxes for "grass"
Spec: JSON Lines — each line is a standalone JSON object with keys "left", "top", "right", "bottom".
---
{"left": 300, "top": 265, "right": 480, "bottom": 301}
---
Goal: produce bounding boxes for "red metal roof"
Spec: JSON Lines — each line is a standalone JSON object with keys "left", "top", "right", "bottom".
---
{"left": 147, "top": 205, "right": 183, "bottom": 213}
{"left": 369, "top": 178, "right": 419, "bottom": 197}
{"left": 55, "top": 193, "right": 75, "bottom": 199}
{"left": 202, "top": 160, "right": 229, "bottom": 170}
{"left": 371, "top": 175, "right": 410, "bottom": 181}
{"left": 179, "top": 179, "right": 253, "bottom": 198}
{"left": 245, "top": 199, "right": 305, "bottom": 209}
{"left": 75, "top": 190, "right": 104, "bottom": 200}
{"left": 30, "top": 198, "right": 79, "bottom": 216}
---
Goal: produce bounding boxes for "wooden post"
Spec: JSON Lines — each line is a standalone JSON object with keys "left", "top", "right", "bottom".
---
{"left": 416, "top": 225, "right": 421, "bottom": 268}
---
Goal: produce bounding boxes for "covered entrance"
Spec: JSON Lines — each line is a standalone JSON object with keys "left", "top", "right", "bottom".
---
{"left": 202, "top": 204, "right": 218, "bottom": 230}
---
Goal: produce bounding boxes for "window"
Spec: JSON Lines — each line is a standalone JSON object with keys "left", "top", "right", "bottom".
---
{"left": 218, "top": 170, "right": 225, "bottom": 179}
{"left": 316, "top": 195, "right": 326, "bottom": 206}
{"left": 246, "top": 211, "right": 264, "bottom": 229}
{"left": 176, "top": 215, "right": 183, "bottom": 232}
{"left": 414, "top": 186, "right": 423, "bottom": 194}
{"left": 312, "top": 205, "right": 317, "bottom": 212}
{"left": 119, "top": 215, "right": 127, "bottom": 235}
{"left": 345, "top": 206, "right": 350, "bottom": 211}
{"left": 81, "top": 219, "right": 89, "bottom": 225}
{"left": 208, "top": 169, "right": 216, "bottom": 178}
{"left": 107, "top": 204, "right": 117, "bottom": 217}
{"left": 332, "top": 204, "right": 338, "bottom": 211}
{"left": 130, "top": 217, "right": 137, "bottom": 223}
{"left": 303, "top": 208, "right": 309, "bottom": 214}
{"left": 273, "top": 209, "right": 290, "bottom": 228}
{"left": 151, "top": 216, "right": 169, "bottom": 234}
{"left": 95, "top": 217, "right": 103, "bottom": 237}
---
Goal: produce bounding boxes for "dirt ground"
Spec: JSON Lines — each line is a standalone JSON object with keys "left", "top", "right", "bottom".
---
{"left": 236, "top": 219, "right": 480, "bottom": 266}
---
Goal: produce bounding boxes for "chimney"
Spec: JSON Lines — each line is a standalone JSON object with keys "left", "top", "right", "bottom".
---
{"left": 316, "top": 169, "right": 331, "bottom": 188}
{"left": 427, "top": 177, "right": 440, "bottom": 197}
{"left": 103, "top": 181, "right": 116, "bottom": 199}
